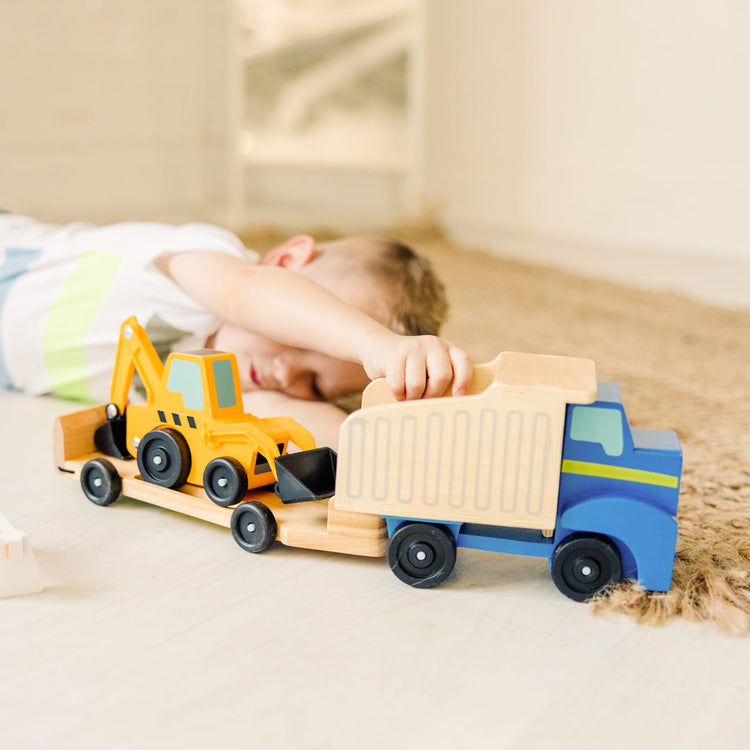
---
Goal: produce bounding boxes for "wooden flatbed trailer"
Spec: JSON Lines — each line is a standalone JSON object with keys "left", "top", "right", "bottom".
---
{"left": 54, "top": 404, "right": 386, "bottom": 558}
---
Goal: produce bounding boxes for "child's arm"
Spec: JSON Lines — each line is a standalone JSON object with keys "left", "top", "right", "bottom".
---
{"left": 157, "top": 250, "right": 472, "bottom": 400}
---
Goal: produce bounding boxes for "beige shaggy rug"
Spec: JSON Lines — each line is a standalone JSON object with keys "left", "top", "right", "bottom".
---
{"left": 245, "top": 226, "right": 750, "bottom": 634}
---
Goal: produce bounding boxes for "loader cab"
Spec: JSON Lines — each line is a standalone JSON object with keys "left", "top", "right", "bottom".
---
{"left": 162, "top": 350, "right": 243, "bottom": 419}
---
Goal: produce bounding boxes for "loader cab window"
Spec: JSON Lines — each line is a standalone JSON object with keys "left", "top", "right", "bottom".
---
{"left": 569, "top": 405, "right": 624, "bottom": 457}
{"left": 166, "top": 360, "right": 204, "bottom": 411}
{"left": 212, "top": 359, "right": 237, "bottom": 409}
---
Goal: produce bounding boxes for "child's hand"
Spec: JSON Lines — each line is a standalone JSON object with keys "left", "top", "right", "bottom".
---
{"left": 360, "top": 330, "right": 473, "bottom": 401}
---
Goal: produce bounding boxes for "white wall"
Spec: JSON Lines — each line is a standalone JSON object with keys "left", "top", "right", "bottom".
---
{"left": 0, "top": 0, "right": 231, "bottom": 223}
{"left": 419, "top": 1, "right": 750, "bottom": 307}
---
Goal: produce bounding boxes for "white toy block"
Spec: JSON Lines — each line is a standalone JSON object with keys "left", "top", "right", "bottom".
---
{"left": 0, "top": 513, "right": 43, "bottom": 598}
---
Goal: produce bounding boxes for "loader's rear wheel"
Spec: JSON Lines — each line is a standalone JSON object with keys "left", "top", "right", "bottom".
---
{"left": 204, "top": 457, "right": 248, "bottom": 507}
{"left": 551, "top": 534, "right": 622, "bottom": 602}
{"left": 387, "top": 523, "right": 457, "bottom": 588}
{"left": 137, "top": 428, "right": 191, "bottom": 489}
{"left": 80, "top": 458, "right": 122, "bottom": 506}
{"left": 231, "top": 501, "right": 277, "bottom": 553}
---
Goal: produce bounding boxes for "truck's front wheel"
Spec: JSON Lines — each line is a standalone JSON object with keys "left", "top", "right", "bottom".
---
{"left": 387, "top": 523, "right": 457, "bottom": 588}
{"left": 551, "top": 534, "right": 622, "bottom": 602}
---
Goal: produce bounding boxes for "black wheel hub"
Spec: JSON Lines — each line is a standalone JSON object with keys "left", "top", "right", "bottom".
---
{"left": 239, "top": 518, "right": 258, "bottom": 542}
{"left": 572, "top": 556, "right": 601, "bottom": 584}
{"left": 406, "top": 542, "right": 436, "bottom": 571}
{"left": 147, "top": 446, "right": 171, "bottom": 476}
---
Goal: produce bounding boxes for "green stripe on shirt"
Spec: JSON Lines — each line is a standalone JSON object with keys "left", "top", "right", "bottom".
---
{"left": 43, "top": 251, "right": 123, "bottom": 401}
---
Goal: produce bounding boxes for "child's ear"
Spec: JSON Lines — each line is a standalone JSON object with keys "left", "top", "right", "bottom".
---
{"left": 262, "top": 235, "right": 316, "bottom": 269}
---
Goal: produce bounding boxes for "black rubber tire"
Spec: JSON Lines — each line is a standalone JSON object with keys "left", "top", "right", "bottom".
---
{"left": 204, "top": 457, "right": 248, "bottom": 507}
{"left": 387, "top": 523, "right": 457, "bottom": 588}
{"left": 551, "top": 533, "right": 623, "bottom": 602}
{"left": 80, "top": 458, "right": 122, "bottom": 506}
{"left": 230, "top": 501, "right": 277, "bottom": 553}
{"left": 137, "top": 428, "right": 191, "bottom": 489}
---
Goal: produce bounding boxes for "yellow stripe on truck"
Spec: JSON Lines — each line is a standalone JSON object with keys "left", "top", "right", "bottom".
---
{"left": 561, "top": 459, "right": 679, "bottom": 489}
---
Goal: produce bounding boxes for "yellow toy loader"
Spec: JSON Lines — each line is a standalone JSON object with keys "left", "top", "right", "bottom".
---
{"left": 89, "top": 316, "right": 315, "bottom": 507}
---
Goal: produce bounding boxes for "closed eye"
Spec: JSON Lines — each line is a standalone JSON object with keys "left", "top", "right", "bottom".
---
{"left": 310, "top": 376, "right": 324, "bottom": 400}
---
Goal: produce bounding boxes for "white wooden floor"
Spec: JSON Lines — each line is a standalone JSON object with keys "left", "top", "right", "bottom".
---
{"left": 1, "top": 389, "right": 748, "bottom": 750}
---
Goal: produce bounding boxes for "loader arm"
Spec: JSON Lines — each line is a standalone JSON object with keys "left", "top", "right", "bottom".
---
{"left": 261, "top": 417, "right": 316, "bottom": 452}
{"left": 203, "top": 421, "right": 285, "bottom": 479}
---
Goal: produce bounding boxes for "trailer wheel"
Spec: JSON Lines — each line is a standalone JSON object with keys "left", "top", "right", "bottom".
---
{"left": 387, "top": 523, "right": 457, "bottom": 588}
{"left": 231, "top": 501, "right": 277, "bottom": 553}
{"left": 204, "top": 457, "right": 248, "bottom": 507}
{"left": 137, "top": 428, "right": 191, "bottom": 489}
{"left": 551, "top": 533, "right": 622, "bottom": 602}
{"left": 80, "top": 458, "right": 122, "bottom": 506}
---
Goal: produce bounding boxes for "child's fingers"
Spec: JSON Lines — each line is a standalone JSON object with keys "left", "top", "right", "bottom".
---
{"left": 449, "top": 345, "right": 473, "bottom": 396}
{"left": 385, "top": 357, "right": 408, "bottom": 401}
{"left": 423, "top": 350, "right": 453, "bottom": 398}
{"left": 404, "top": 351, "right": 429, "bottom": 400}
{"left": 378, "top": 337, "right": 473, "bottom": 401}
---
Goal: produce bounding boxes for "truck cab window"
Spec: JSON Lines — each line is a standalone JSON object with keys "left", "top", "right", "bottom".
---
{"left": 569, "top": 405, "right": 624, "bottom": 457}
{"left": 166, "top": 359, "right": 204, "bottom": 411}
{"left": 212, "top": 359, "right": 237, "bottom": 409}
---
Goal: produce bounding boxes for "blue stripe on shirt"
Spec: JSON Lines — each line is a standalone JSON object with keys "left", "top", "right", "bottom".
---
{"left": 0, "top": 247, "right": 43, "bottom": 388}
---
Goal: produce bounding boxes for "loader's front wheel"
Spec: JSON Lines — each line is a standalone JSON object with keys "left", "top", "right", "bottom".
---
{"left": 230, "top": 501, "right": 277, "bottom": 553}
{"left": 387, "top": 523, "right": 457, "bottom": 588}
{"left": 137, "top": 428, "right": 191, "bottom": 489}
{"left": 204, "top": 457, "right": 248, "bottom": 507}
{"left": 80, "top": 458, "right": 122, "bottom": 506}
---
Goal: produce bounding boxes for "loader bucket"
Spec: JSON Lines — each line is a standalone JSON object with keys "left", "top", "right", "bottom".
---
{"left": 94, "top": 413, "right": 131, "bottom": 460}
{"left": 274, "top": 447, "right": 337, "bottom": 504}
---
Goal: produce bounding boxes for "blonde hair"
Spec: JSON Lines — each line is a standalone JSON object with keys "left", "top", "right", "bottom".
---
{"left": 318, "top": 238, "right": 449, "bottom": 337}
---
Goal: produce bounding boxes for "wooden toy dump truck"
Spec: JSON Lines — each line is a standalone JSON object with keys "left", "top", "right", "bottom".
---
{"left": 273, "top": 351, "right": 682, "bottom": 600}
{"left": 56, "top": 329, "right": 682, "bottom": 601}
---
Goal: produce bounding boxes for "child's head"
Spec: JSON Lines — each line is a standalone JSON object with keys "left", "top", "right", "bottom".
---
{"left": 211, "top": 234, "right": 449, "bottom": 400}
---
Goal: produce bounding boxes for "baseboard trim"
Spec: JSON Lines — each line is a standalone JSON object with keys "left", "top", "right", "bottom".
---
{"left": 448, "top": 227, "right": 750, "bottom": 311}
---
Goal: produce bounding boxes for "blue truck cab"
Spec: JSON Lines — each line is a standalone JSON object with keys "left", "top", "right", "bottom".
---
{"left": 381, "top": 380, "right": 682, "bottom": 601}
{"left": 552, "top": 381, "right": 682, "bottom": 599}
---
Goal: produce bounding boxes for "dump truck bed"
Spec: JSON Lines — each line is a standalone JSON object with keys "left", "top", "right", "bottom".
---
{"left": 54, "top": 404, "right": 386, "bottom": 557}
{"left": 336, "top": 352, "right": 598, "bottom": 531}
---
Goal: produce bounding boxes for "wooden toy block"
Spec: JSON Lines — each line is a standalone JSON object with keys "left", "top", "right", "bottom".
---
{"left": 0, "top": 513, "right": 43, "bottom": 598}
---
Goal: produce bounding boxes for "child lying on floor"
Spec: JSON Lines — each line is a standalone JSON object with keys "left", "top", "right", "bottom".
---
{"left": 0, "top": 213, "right": 471, "bottom": 446}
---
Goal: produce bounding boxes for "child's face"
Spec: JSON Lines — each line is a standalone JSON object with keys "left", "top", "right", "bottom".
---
{"left": 211, "top": 250, "right": 388, "bottom": 400}
{"left": 211, "top": 322, "right": 371, "bottom": 400}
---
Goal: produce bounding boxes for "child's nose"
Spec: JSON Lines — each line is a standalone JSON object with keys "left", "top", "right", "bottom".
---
{"left": 272, "top": 353, "right": 299, "bottom": 389}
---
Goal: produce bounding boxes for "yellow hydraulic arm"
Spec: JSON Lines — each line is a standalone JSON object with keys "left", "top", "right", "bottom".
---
{"left": 94, "top": 316, "right": 164, "bottom": 459}
{"left": 108, "top": 316, "right": 164, "bottom": 413}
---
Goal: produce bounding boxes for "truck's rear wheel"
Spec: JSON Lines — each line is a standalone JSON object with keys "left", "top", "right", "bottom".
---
{"left": 80, "top": 458, "right": 122, "bottom": 506}
{"left": 204, "top": 457, "right": 248, "bottom": 507}
{"left": 231, "top": 501, "right": 277, "bottom": 553}
{"left": 551, "top": 533, "right": 622, "bottom": 602}
{"left": 137, "top": 428, "right": 191, "bottom": 489}
{"left": 387, "top": 523, "right": 457, "bottom": 588}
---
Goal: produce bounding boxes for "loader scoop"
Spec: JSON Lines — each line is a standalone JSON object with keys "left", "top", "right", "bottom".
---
{"left": 94, "top": 406, "right": 131, "bottom": 460}
{"left": 274, "top": 447, "right": 337, "bottom": 503}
